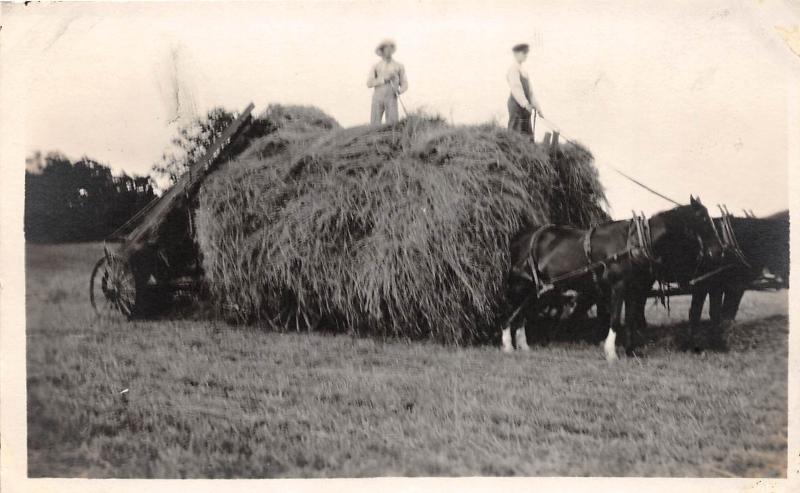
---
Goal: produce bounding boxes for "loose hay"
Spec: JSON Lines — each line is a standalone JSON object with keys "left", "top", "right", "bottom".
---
{"left": 196, "top": 104, "right": 608, "bottom": 344}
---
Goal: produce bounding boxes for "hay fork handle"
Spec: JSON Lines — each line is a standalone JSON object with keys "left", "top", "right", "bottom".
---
{"left": 390, "top": 80, "right": 409, "bottom": 117}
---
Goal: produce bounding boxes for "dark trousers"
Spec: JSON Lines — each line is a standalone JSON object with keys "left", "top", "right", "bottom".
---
{"left": 507, "top": 97, "right": 532, "bottom": 135}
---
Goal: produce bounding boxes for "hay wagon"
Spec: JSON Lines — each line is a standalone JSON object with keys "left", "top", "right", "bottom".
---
{"left": 89, "top": 103, "right": 258, "bottom": 318}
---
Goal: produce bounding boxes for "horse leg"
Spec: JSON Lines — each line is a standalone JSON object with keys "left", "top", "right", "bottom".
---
{"left": 515, "top": 315, "right": 531, "bottom": 351}
{"left": 603, "top": 285, "right": 624, "bottom": 362}
{"left": 501, "top": 325, "right": 514, "bottom": 353}
{"left": 638, "top": 302, "right": 648, "bottom": 329}
{"left": 541, "top": 293, "right": 563, "bottom": 344}
{"left": 501, "top": 290, "right": 538, "bottom": 353}
{"left": 708, "top": 286, "right": 723, "bottom": 327}
{"left": 565, "top": 291, "right": 593, "bottom": 340}
{"left": 689, "top": 287, "right": 706, "bottom": 329}
{"left": 719, "top": 284, "right": 743, "bottom": 350}
{"left": 511, "top": 296, "right": 537, "bottom": 352}
{"left": 721, "top": 285, "right": 745, "bottom": 324}
{"left": 708, "top": 286, "right": 724, "bottom": 349}
{"left": 688, "top": 286, "right": 707, "bottom": 350}
{"left": 624, "top": 288, "right": 648, "bottom": 356}
{"left": 595, "top": 291, "right": 611, "bottom": 340}
{"left": 501, "top": 308, "right": 523, "bottom": 353}
{"left": 622, "top": 297, "right": 633, "bottom": 352}
{"left": 622, "top": 294, "right": 639, "bottom": 356}
{"left": 502, "top": 278, "right": 524, "bottom": 353}
{"left": 633, "top": 284, "right": 648, "bottom": 330}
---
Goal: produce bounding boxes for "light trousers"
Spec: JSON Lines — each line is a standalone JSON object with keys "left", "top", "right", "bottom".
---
{"left": 371, "top": 87, "right": 399, "bottom": 125}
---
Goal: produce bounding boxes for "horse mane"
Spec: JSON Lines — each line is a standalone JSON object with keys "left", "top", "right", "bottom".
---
{"left": 648, "top": 204, "right": 704, "bottom": 279}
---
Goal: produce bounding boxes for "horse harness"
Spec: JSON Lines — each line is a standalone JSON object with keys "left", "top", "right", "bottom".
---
{"left": 688, "top": 206, "right": 753, "bottom": 286}
{"left": 521, "top": 213, "right": 661, "bottom": 297}
{"left": 716, "top": 206, "right": 751, "bottom": 269}
{"left": 505, "top": 212, "right": 713, "bottom": 326}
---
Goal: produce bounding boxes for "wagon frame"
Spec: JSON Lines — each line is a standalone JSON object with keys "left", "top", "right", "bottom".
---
{"left": 89, "top": 103, "right": 256, "bottom": 318}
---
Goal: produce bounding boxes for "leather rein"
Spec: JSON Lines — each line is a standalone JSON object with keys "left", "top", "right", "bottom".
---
{"left": 519, "top": 214, "right": 654, "bottom": 297}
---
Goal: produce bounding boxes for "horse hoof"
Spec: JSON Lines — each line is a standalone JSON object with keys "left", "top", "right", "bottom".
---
{"left": 603, "top": 329, "right": 618, "bottom": 362}
{"left": 604, "top": 346, "right": 619, "bottom": 362}
{"left": 502, "top": 345, "right": 514, "bottom": 354}
{"left": 519, "top": 344, "right": 531, "bottom": 352}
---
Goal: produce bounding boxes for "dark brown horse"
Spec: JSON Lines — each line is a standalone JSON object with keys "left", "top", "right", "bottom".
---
{"left": 502, "top": 196, "right": 723, "bottom": 361}
{"left": 688, "top": 210, "right": 789, "bottom": 348}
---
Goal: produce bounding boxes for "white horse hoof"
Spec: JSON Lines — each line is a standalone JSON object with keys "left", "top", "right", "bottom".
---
{"left": 604, "top": 328, "right": 618, "bottom": 362}
{"left": 501, "top": 327, "right": 514, "bottom": 353}
{"left": 515, "top": 327, "right": 531, "bottom": 352}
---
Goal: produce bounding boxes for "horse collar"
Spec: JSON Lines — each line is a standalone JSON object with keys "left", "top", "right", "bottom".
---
{"left": 717, "top": 211, "right": 751, "bottom": 268}
{"left": 525, "top": 224, "right": 554, "bottom": 291}
{"left": 630, "top": 214, "right": 657, "bottom": 265}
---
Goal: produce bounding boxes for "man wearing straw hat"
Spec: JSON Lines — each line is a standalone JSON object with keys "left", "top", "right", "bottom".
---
{"left": 507, "top": 43, "right": 544, "bottom": 135}
{"left": 367, "top": 39, "right": 408, "bottom": 125}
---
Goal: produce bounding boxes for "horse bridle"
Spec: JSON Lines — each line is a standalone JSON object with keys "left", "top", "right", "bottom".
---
{"left": 632, "top": 207, "right": 722, "bottom": 288}
{"left": 693, "top": 206, "right": 721, "bottom": 268}
{"left": 683, "top": 206, "right": 741, "bottom": 287}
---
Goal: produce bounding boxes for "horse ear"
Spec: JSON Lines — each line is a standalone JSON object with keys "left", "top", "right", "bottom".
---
{"left": 689, "top": 195, "right": 696, "bottom": 205}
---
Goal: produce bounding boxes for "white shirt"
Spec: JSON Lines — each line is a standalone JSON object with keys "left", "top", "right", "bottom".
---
{"left": 367, "top": 59, "right": 408, "bottom": 94}
{"left": 506, "top": 62, "right": 538, "bottom": 109}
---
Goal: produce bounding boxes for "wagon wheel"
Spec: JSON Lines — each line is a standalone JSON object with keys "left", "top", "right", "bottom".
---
{"left": 90, "top": 254, "right": 137, "bottom": 318}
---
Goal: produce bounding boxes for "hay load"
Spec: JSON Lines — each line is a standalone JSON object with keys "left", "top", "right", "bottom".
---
{"left": 196, "top": 104, "right": 607, "bottom": 344}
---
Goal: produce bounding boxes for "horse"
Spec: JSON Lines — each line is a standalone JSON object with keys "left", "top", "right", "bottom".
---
{"left": 688, "top": 210, "right": 789, "bottom": 349}
{"left": 502, "top": 196, "right": 723, "bottom": 361}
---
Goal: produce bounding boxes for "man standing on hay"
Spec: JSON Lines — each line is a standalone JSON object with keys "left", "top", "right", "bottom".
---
{"left": 367, "top": 39, "right": 408, "bottom": 125}
{"left": 507, "top": 43, "right": 544, "bottom": 136}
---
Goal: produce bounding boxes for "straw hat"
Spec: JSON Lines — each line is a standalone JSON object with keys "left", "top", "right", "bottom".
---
{"left": 375, "top": 39, "right": 397, "bottom": 56}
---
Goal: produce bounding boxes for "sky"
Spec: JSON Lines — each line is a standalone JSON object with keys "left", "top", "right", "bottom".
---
{"left": 3, "top": 0, "right": 799, "bottom": 218}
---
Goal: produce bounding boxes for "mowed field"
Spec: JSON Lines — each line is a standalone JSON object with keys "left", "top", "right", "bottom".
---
{"left": 27, "top": 242, "right": 788, "bottom": 478}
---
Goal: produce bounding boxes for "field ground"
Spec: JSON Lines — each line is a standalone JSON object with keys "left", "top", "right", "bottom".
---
{"left": 27, "top": 243, "right": 788, "bottom": 478}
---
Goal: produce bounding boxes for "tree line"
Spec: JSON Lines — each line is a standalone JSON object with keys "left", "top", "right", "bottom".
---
{"left": 25, "top": 152, "right": 157, "bottom": 243}
{"left": 25, "top": 108, "right": 235, "bottom": 243}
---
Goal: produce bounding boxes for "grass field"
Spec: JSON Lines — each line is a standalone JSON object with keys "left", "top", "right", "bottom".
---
{"left": 26, "top": 242, "right": 788, "bottom": 478}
